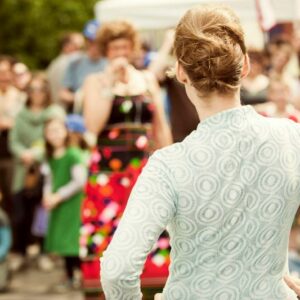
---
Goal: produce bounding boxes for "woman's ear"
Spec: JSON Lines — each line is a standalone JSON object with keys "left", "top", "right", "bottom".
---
{"left": 241, "top": 54, "right": 250, "bottom": 78}
{"left": 176, "top": 61, "right": 189, "bottom": 84}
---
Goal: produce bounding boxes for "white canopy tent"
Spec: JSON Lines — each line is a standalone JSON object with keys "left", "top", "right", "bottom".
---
{"left": 95, "top": 0, "right": 300, "bottom": 49}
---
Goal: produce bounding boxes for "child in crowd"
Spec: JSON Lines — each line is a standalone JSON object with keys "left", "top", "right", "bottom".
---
{"left": 0, "top": 204, "right": 11, "bottom": 292}
{"left": 42, "top": 117, "right": 86, "bottom": 292}
{"left": 254, "top": 78, "right": 300, "bottom": 121}
{"left": 66, "top": 114, "right": 90, "bottom": 166}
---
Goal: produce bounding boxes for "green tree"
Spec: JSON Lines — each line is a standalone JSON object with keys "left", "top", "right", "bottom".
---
{"left": 0, "top": 0, "right": 99, "bottom": 69}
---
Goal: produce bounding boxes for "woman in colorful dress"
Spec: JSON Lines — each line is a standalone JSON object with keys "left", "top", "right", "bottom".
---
{"left": 81, "top": 20, "right": 172, "bottom": 291}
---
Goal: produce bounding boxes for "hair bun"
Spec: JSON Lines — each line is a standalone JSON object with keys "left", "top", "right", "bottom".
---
{"left": 174, "top": 5, "right": 246, "bottom": 96}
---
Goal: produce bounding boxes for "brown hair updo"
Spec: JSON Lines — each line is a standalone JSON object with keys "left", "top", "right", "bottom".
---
{"left": 97, "top": 20, "right": 140, "bottom": 57}
{"left": 174, "top": 5, "right": 247, "bottom": 97}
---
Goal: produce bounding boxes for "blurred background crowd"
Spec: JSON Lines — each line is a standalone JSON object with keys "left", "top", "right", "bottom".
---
{"left": 2, "top": 0, "right": 300, "bottom": 299}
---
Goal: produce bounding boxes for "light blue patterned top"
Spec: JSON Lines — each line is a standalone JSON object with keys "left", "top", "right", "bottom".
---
{"left": 100, "top": 106, "right": 299, "bottom": 300}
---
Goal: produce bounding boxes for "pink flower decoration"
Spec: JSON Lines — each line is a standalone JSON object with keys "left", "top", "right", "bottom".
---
{"left": 157, "top": 238, "right": 169, "bottom": 249}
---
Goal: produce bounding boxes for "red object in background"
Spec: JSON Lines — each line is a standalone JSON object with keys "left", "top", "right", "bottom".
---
{"left": 82, "top": 259, "right": 100, "bottom": 280}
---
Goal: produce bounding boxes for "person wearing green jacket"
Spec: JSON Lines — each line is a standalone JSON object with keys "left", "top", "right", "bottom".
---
{"left": 9, "top": 73, "right": 65, "bottom": 271}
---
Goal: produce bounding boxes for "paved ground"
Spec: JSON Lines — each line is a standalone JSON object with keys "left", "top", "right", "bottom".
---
{"left": 0, "top": 266, "right": 83, "bottom": 300}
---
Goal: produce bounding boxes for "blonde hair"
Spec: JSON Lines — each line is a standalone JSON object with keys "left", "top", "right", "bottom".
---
{"left": 174, "top": 5, "right": 247, "bottom": 97}
{"left": 96, "top": 20, "right": 140, "bottom": 56}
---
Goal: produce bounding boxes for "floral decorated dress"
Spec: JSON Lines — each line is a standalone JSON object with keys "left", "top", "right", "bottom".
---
{"left": 81, "top": 94, "right": 170, "bottom": 287}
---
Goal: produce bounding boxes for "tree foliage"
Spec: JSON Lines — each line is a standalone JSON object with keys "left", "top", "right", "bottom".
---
{"left": 0, "top": 0, "right": 99, "bottom": 69}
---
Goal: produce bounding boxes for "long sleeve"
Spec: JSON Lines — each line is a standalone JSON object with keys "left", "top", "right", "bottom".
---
{"left": 100, "top": 153, "right": 177, "bottom": 299}
{"left": 56, "top": 164, "right": 87, "bottom": 201}
{"left": 41, "top": 163, "right": 52, "bottom": 196}
{"left": 8, "top": 122, "right": 26, "bottom": 159}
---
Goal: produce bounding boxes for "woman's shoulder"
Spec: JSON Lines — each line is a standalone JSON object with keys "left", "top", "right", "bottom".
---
{"left": 151, "top": 141, "right": 188, "bottom": 167}
{"left": 44, "top": 104, "right": 66, "bottom": 120}
{"left": 13, "top": 106, "right": 33, "bottom": 125}
{"left": 84, "top": 72, "right": 106, "bottom": 86}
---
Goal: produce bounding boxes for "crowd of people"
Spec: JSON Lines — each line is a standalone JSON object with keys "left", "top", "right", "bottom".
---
{"left": 1, "top": 7, "right": 300, "bottom": 298}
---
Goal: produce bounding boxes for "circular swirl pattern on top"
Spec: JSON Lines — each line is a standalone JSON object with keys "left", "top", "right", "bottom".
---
{"left": 175, "top": 215, "right": 198, "bottom": 236}
{"left": 230, "top": 110, "right": 248, "bottom": 131}
{"left": 113, "top": 224, "right": 138, "bottom": 249}
{"left": 238, "top": 136, "right": 254, "bottom": 158}
{"left": 173, "top": 162, "right": 193, "bottom": 185}
{"left": 213, "top": 130, "right": 236, "bottom": 151}
{"left": 101, "top": 285, "right": 122, "bottom": 298}
{"left": 257, "top": 167, "right": 284, "bottom": 194}
{"left": 222, "top": 209, "right": 246, "bottom": 233}
{"left": 244, "top": 217, "right": 260, "bottom": 239}
{"left": 167, "top": 282, "right": 190, "bottom": 300}
{"left": 219, "top": 234, "right": 246, "bottom": 258}
{"left": 243, "top": 190, "right": 261, "bottom": 212}
{"left": 216, "top": 260, "right": 244, "bottom": 283}
{"left": 101, "top": 251, "right": 125, "bottom": 280}
{"left": 194, "top": 173, "right": 221, "bottom": 199}
{"left": 212, "top": 286, "right": 240, "bottom": 300}
{"left": 191, "top": 273, "right": 214, "bottom": 296}
{"left": 172, "top": 258, "right": 195, "bottom": 280}
{"left": 249, "top": 276, "right": 272, "bottom": 298}
{"left": 150, "top": 199, "right": 174, "bottom": 226}
{"left": 162, "top": 142, "right": 186, "bottom": 161}
{"left": 279, "top": 147, "right": 299, "bottom": 171}
{"left": 255, "top": 226, "right": 280, "bottom": 248}
{"left": 173, "top": 237, "right": 195, "bottom": 256}
{"left": 196, "top": 249, "right": 218, "bottom": 271}
{"left": 221, "top": 183, "right": 244, "bottom": 208}
{"left": 251, "top": 120, "right": 270, "bottom": 140}
{"left": 256, "top": 141, "right": 279, "bottom": 165}
{"left": 259, "top": 196, "right": 285, "bottom": 221}
{"left": 124, "top": 200, "right": 148, "bottom": 223}
{"left": 239, "top": 271, "right": 251, "bottom": 292}
{"left": 176, "top": 190, "right": 198, "bottom": 214}
{"left": 240, "top": 163, "right": 259, "bottom": 186}
{"left": 133, "top": 177, "right": 158, "bottom": 200}
{"left": 283, "top": 175, "right": 300, "bottom": 198}
{"left": 187, "top": 144, "right": 214, "bottom": 169}
{"left": 196, "top": 226, "right": 221, "bottom": 248}
{"left": 270, "top": 124, "right": 290, "bottom": 144}
{"left": 217, "top": 154, "right": 240, "bottom": 179}
{"left": 250, "top": 250, "right": 275, "bottom": 273}
{"left": 195, "top": 202, "right": 224, "bottom": 226}
{"left": 243, "top": 244, "right": 256, "bottom": 263}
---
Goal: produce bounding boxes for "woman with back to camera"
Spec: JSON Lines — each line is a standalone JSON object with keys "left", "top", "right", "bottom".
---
{"left": 100, "top": 5, "right": 300, "bottom": 300}
{"left": 81, "top": 20, "right": 172, "bottom": 277}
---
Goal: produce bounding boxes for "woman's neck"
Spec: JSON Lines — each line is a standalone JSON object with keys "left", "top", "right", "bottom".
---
{"left": 187, "top": 86, "right": 242, "bottom": 121}
{"left": 53, "top": 146, "right": 66, "bottom": 158}
{"left": 30, "top": 104, "right": 44, "bottom": 112}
